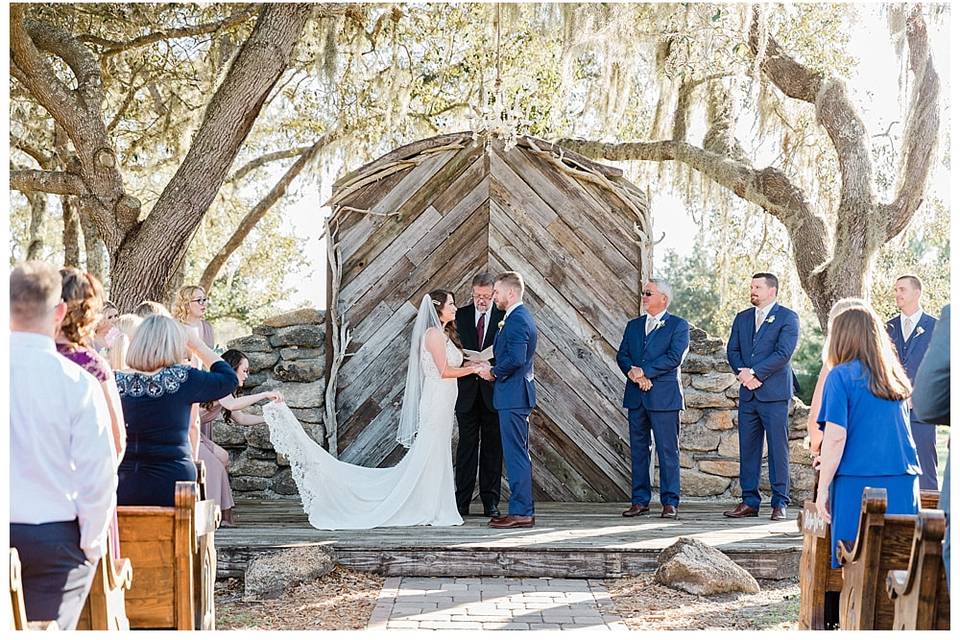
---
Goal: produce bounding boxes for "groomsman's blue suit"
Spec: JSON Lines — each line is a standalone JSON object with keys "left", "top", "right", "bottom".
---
{"left": 727, "top": 302, "right": 800, "bottom": 510}
{"left": 493, "top": 303, "right": 538, "bottom": 516}
{"left": 616, "top": 312, "right": 690, "bottom": 507}
{"left": 887, "top": 311, "right": 939, "bottom": 490}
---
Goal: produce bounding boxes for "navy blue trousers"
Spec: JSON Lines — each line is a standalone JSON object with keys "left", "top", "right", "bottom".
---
{"left": 738, "top": 398, "right": 791, "bottom": 509}
{"left": 628, "top": 407, "right": 681, "bottom": 507}
{"left": 9, "top": 520, "right": 96, "bottom": 630}
{"left": 911, "top": 419, "right": 939, "bottom": 490}
{"left": 499, "top": 408, "right": 534, "bottom": 516}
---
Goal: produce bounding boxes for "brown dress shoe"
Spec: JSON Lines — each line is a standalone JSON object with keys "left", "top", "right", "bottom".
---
{"left": 770, "top": 506, "right": 788, "bottom": 521}
{"left": 723, "top": 503, "right": 759, "bottom": 518}
{"left": 621, "top": 504, "right": 650, "bottom": 517}
{"left": 489, "top": 515, "right": 535, "bottom": 529}
{"left": 660, "top": 505, "right": 678, "bottom": 519}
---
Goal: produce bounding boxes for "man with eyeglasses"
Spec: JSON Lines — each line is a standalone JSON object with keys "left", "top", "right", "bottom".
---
{"left": 453, "top": 272, "right": 506, "bottom": 518}
{"left": 616, "top": 278, "right": 690, "bottom": 520}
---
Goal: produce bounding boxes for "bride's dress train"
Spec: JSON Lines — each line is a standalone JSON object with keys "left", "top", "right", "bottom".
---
{"left": 263, "top": 334, "right": 464, "bottom": 530}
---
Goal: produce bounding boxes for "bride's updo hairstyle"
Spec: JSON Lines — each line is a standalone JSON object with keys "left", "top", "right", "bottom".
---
{"left": 428, "top": 288, "right": 463, "bottom": 350}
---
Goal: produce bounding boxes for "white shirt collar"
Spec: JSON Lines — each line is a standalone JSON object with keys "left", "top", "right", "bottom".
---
{"left": 901, "top": 307, "right": 924, "bottom": 335}
{"left": 504, "top": 301, "right": 523, "bottom": 319}
{"left": 755, "top": 300, "right": 777, "bottom": 317}
{"left": 474, "top": 305, "right": 492, "bottom": 324}
{"left": 645, "top": 309, "right": 667, "bottom": 324}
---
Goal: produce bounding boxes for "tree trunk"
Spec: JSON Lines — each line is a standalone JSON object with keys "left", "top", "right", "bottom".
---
{"left": 62, "top": 195, "right": 80, "bottom": 267}
{"left": 25, "top": 192, "right": 47, "bottom": 261}
{"left": 78, "top": 209, "right": 107, "bottom": 283}
{"left": 107, "top": 3, "right": 313, "bottom": 309}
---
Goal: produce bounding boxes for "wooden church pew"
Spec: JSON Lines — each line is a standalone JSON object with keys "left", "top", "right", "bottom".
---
{"left": 885, "top": 508, "right": 950, "bottom": 630}
{"left": 117, "top": 477, "right": 220, "bottom": 630}
{"left": 836, "top": 487, "right": 920, "bottom": 629}
{"left": 798, "top": 488, "right": 940, "bottom": 629}
{"left": 76, "top": 525, "right": 133, "bottom": 630}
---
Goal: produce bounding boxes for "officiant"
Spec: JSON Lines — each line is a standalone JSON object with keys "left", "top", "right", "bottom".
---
{"left": 454, "top": 272, "right": 506, "bottom": 517}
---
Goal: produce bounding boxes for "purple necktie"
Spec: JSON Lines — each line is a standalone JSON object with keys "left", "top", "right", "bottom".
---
{"left": 477, "top": 314, "right": 485, "bottom": 347}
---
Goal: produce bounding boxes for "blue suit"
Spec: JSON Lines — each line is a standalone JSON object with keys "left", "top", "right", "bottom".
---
{"left": 493, "top": 303, "right": 538, "bottom": 516}
{"left": 727, "top": 302, "right": 800, "bottom": 509}
{"left": 887, "top": 311, "right": 939, "bottom": 490}
{"left": 617, "top": 312, "right": 690, "bottom": 507}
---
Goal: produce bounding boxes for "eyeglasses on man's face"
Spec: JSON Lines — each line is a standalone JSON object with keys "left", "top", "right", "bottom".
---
{"left": 642, "top": 291, "right": 657, "bottom": 297}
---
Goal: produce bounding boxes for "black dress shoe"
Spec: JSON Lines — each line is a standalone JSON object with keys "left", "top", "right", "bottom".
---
{"left": 723, "top": 503, "right": 759, "bottom": 518}
{"left": 660, "top": 505, "right": 678, "bottom": 519}
{"left": 483, "top": 507, "right": 501, "bottom": 518}
{"left": 770, "top": 506, "right": 788, "bottom": 521}
{"left": 622, "top": 504, "right": 650, "bottom": 517}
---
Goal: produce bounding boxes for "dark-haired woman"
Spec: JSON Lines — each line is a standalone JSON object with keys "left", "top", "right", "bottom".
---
{"left": 199, "top": 349, "right": 284, "bottom": 526}
{"left": 815, "top": 304, "right": 921, "bottom": 568}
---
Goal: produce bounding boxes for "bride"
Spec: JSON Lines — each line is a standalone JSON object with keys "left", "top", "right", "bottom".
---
{"left": 263, "top": 290, "right": 487, "bottom": 529}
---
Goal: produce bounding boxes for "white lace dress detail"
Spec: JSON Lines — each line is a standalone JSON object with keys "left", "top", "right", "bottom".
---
{"left": 263, "top": 335, "right": 463, "bottom": 530}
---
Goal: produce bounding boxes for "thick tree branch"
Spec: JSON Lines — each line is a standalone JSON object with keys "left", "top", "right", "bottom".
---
{"left": 226, "top": 144, "right": 315, "bottom": 184}
{"left": 200, "top": 132, "right": 337, "bottom": 291}
{"left": 10, "top": 169, "right": 88, "bottom": 196}
{"left": 79, "top": 5, "right": 261, "bottom": 57}
{"left": 11, "top": 135, "right": 53, "bottom": 168}
{"left": 881, "top": 5, "right": 940, "bottom": 241}
{"left": 749, "top": 8, "right": 874, "bottom": 216}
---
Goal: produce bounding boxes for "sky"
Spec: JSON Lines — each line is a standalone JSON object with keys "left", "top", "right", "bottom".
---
{"left": 269, "top": 4, "right": 951, "bottom": 311}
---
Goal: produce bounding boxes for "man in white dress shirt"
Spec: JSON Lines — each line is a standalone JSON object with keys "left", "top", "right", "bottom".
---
{"left": 9, "top": 261, "right": 118, "bottom": 630}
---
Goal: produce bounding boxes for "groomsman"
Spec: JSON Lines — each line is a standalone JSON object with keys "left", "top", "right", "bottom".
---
{"left": 617, "top": 279, "right": 690, "bottom": 519}
{"left": 724, "top": 273, "right": 799, "bottom": 521}
{"left": 886, "top": 274, "right": 939, "bottom": 490}
{"left": 454, "top": 272, "right": 505, "bottom": 517}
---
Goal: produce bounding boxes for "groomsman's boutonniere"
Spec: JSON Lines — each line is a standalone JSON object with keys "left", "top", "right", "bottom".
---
{"left": 655, "top": 319, "right": 667, "bottom": 330}
{"left": 765, "top": 315, "right": 776, "bottom": 324}
{"left": 916, "top": 325, "right": 925, "bottom": 336}
{"left": 498, "top": 320, "right": 506, "bottom": 330}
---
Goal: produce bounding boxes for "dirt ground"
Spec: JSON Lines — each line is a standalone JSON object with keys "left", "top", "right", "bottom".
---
{"left": 216, "top": 567, "right": 385, "bottom": 630}
{"left": 605, "top": 574, "right": 800, "bottom": 630}
{"left": 215, "top": 569, "right": 799, "bottom": 631}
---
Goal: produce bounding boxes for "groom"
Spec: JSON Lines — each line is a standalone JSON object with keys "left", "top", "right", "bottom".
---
{"left": 479, "top": 271, "right": 538, "bottom": 529}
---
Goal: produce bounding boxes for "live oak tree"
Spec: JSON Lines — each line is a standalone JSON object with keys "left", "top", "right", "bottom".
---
{"left": 557, "top": 5, "right": 942, "bottom": 327}
{"left": 10, "top": 3, "right": 316, "bottom": 309}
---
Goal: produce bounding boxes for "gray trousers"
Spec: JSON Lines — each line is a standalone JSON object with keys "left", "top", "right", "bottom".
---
{"left": 9, "top": 520, "right": 96, "bottom": 630}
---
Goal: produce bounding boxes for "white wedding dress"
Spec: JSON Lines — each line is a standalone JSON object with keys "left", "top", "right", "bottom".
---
{"left": 263, "top": 329, "right": 464, "bottom": 530}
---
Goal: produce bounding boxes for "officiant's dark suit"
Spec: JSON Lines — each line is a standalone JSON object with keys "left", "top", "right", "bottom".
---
{"left": 454, "top": 302, "right": 506, "bottom": 516}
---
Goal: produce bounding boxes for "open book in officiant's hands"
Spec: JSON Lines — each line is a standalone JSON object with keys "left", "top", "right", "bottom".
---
{"left": 463, "top": 345, "right": 494, "bottom": 362}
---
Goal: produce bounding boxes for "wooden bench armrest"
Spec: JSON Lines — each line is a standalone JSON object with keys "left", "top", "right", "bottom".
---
{"left": 919, "top": 490, "right": 940, "bottom": 510}
{"left": 885, "top": 569, "right": 909, "bottom": 600}
{"left": 836, "top": 487, "right": 888, "bottom": 567}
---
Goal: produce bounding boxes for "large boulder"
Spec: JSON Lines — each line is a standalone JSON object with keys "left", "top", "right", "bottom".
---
{"left": 655, "top": 537, "right": 760, "bottom": 595}
{"left": 227, "top": 334, "right": 273, "bottom": 353}
{"left": 269, "top": 324, "right": 325, "bottom": 348}
{"left": 244, "top": 546, "right": 336, "bottom": 600}
{"left": 274, "top": 358, "right": 325, "bottom": 383}
{"left": 679, "top": 469, "right": 731, "bottom": 496}
{"left": 262, "top": 308, "right": 325, "bottom": 328}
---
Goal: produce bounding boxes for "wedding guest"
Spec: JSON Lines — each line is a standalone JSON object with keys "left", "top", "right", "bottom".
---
{"left": 724, "top": 273, "right": 800, "bottom": 521}
{"left": 106, "top": 313, "right": 143, "bottom": 371}
{"left": 115, "top": 315, "right": 238, "bottom": 507}
{"left": 10, "top": 261, "right": 117, "bottom": 630}
{"left": 134, "top": 300, "right": 171, "bottom": 318}
{"left": 92, "top": 300, "right": 120, "bottom": 352}
{"left": 453, "top": 272, "right": 505, "bottom": 518}
{"left": 56, "top": 267, "right": 126, "bottom": 459}
{"left": 912, "top": 303, "right": 950, "bottom": 590}
{"left": 814, "top": 305, "right": 920, "bottom": 568}
{"left": 806, "top": 298, "right": 869, "bottom": 465}
{"left": 886, "top": 275, "right": 939, "bottom": 489}
{"left": 617, "top": 278, "right": 689, "bottom": 519}
{"left": 199, "top": 350, "right": 284, "bottom": 526}
{"left": 173, "top": 285, "right": 215, "bottom": 348}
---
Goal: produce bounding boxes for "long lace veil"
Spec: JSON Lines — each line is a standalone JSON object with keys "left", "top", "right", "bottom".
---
{"left": 395, "top": 294, "right": 442, "bottom": 448}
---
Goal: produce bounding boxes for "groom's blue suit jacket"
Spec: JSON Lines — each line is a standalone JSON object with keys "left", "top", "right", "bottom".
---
{"left": 492, "top": 304, "right": 538, "bottom": 411}
{"left": 616, "top": 312, "right": 690, "bottom": 411}
{"left": 726, "top": 302, "right": 800, "bottom": 403}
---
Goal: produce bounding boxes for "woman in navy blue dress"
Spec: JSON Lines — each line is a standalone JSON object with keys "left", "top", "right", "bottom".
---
{"left": 815, "top": 304, "right": 921, "bottom": 568}
{"left": 115, "top": 315, "right": 238, "bottom": 507}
